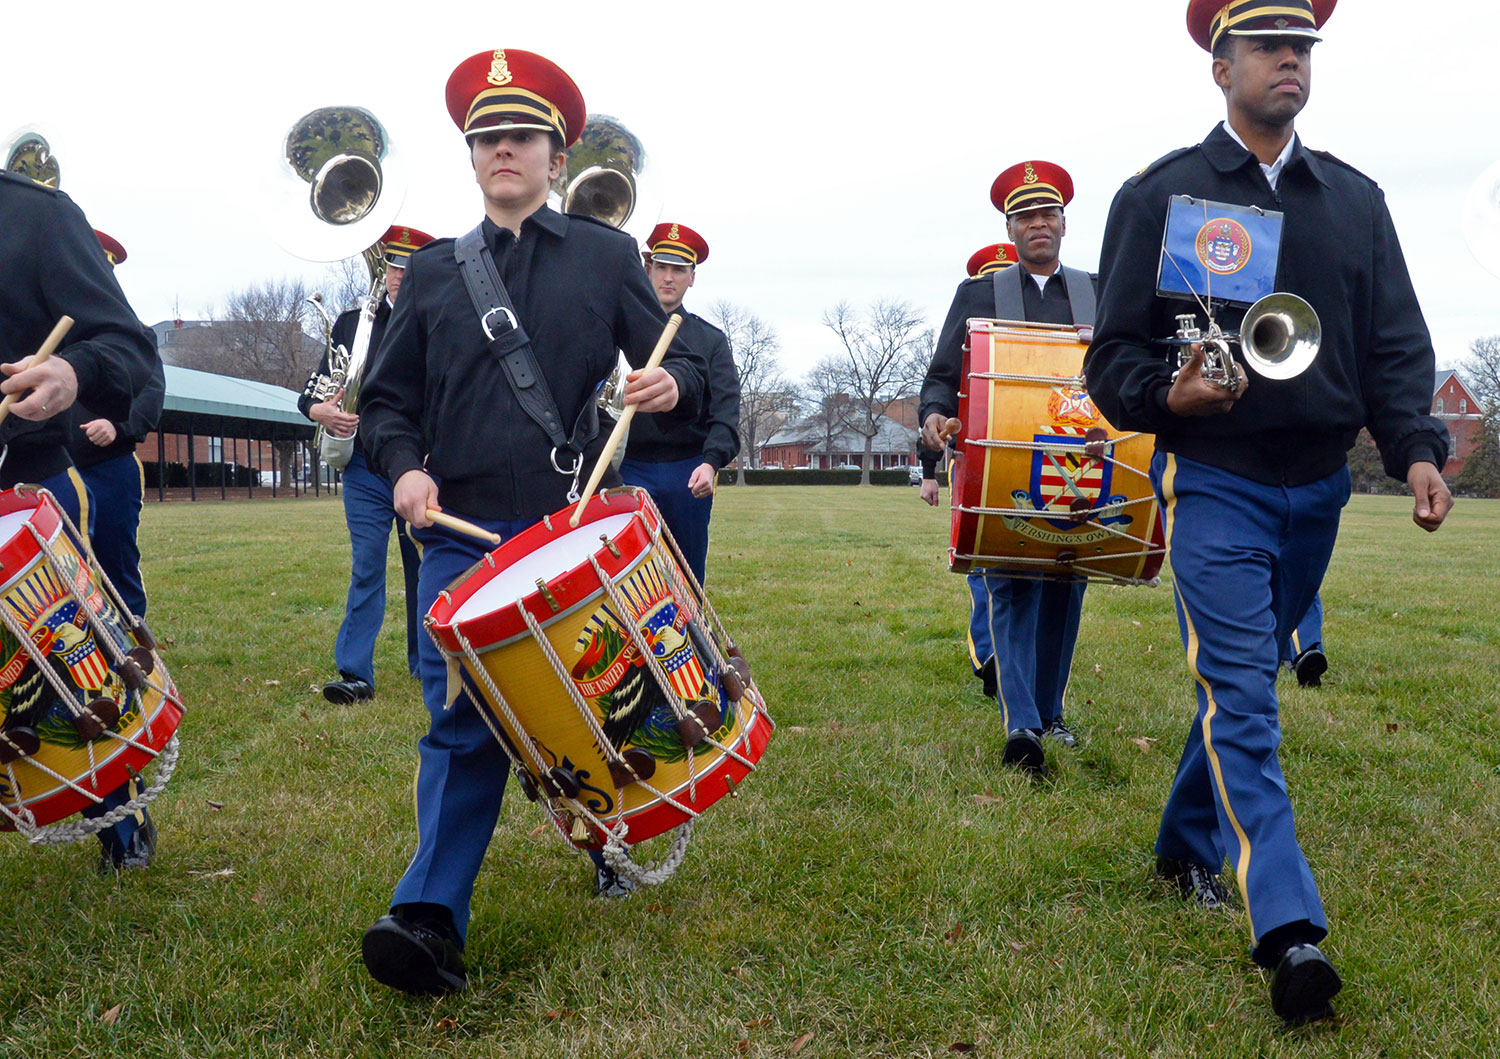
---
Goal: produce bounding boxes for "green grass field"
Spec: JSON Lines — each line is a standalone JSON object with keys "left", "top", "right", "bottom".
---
{"left": 2, "top": 487, "right": 1496, "bottom": 1058}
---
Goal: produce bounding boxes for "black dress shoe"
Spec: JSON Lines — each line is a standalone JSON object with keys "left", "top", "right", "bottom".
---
{"left": 1156, "top": 856, "right": 1228, "bottom": 909}
{"left": 978, "top": 659, "right": 998, "bottom": 699}
{"left": 323, "top": 674, "right": 375, "bottom": 705}
{"left": 1001, "top": 728, "right": 1045, "bottom": 774}
{"left": 362, "top": 913, "right": 467, "bottom": 995}
{"left": 1042, "top": 717, "right": 1077, "bottom": 748}
{"left": 594, "top": 863, "right": 638, "bottom": 900}
{"left": 1292, "top": 647, "right": 1328, "bottom": 688}
{"left": 1269, "top": 943, "right": 1342, "bottom": 1023}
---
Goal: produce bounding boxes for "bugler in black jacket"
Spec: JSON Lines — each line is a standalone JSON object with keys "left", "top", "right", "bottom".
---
{"left": 1083, "top": 124, "right": 1448, "bottom": 485}
{"left": 626, "top": 311, "right": 740, "bottom": 471}
{"left": 0, "top": 171, "right": 159, "bottom": 487}
{"left": 359, "top": 208, "right": 705, "bottom": 520}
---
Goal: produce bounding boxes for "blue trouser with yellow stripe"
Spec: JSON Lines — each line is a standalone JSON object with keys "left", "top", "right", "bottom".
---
{"left": 38, "top": 468, "right": 151, "bottom": 861}
{"left": 1151, "top": 453, "right": 1349, "bottom": 961}
{"left": 335, "top": 450, "right": 421, "bottom": 685}
{"left": 620, "top": 456, "right": 713, "bottom": 586}
{"left": 1280, "top": 593, "right": 1324, "bottom": 665}
{"left": 389, "top": 511, "right": 533, "bottom": 943}
{"left": 970, "top": 571, "right": 1085, "bottom": 732}
{"left": 77, "top": 453, "right": 148, "bottom": 618}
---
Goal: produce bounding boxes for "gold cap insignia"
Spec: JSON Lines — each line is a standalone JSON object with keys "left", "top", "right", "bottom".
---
{"left": 1023, "top": 162, "right": 1038, "bottom": 184}
{"left": 1274, "top": 17, "right": 1288, "bottom": 28}
{"left": 667, "top": 224, "right": 680, "bottom": 241}
{"left": 487, "top": 49, "right": 512, "bottom": 87}
{"left": 400, "top": 228, "right": 411, "bottom": 244}
{"left": 996, "top": 247, "right": 1008, "bottom": 262}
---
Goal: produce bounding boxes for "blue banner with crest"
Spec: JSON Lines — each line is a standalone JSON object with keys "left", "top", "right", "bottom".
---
{"left": 1157, "top": 196, "right": 1282, "bottom": 307}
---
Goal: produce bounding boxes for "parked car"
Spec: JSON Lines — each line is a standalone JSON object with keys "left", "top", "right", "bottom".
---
{"left": 908, "top": 464, "right": 922, "bottom": 485}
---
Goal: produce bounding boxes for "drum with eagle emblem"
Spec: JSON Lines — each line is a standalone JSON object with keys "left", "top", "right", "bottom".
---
{"left": 948, "top": 320, "right": 1165, "bottom": 584}
{"left": 0, "top": 488, "right": 183, "bottom": 833}
{"left": 425, "top": 487, "right": 772, "bottom": 850}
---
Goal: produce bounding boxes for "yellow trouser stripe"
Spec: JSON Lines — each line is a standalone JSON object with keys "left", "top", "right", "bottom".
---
{"left": 61, "top": 466, "right": 90, "bottom": 537}
{"left": 1162, "top": 454, "right": 1256, "bottom": 937}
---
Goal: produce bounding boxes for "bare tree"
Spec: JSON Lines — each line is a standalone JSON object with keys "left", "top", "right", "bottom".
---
{"left": 800, "top": 360, "right": 849, "bottom": 470}
{"left": 820, "top": 299, "right": 929, "bottom": 484}
{"left": 320, "top": 256, "right": 376, "bottom": 315}
{"left": 1462, "top": 335, "right": 1500, "bottom": 411}
{"left": 707, "top": 299, "right": 798, "bottom": 482}
{"left": 172, "top": 278, "right": 325, "bottom": 487}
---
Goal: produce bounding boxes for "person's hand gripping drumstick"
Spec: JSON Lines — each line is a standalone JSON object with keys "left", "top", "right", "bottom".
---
{"left": 570, "top": 313, "right": 683, "bottom": 527}
{"left": 920, "top": 414, "right": 961, "bottom": 452}
{"left": 391, "top": 472, "right": 501, "bottom": 545}
{"left": 0, "top": 316, "right": 76, "bottom": 426}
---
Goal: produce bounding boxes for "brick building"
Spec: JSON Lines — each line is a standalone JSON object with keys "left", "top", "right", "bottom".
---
{"left": 1432, "top": 370, "right": 1485, "bottom": 477}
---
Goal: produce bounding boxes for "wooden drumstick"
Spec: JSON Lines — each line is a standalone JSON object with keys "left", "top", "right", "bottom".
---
{"left": 0, "top": 315, "right": 75, "bottom": 426}
{"left": 425, "top": 509, "right": 501, "bottom": 545}
{"left": 569, "top": 312, "right": 683, "bottom": 528}
{"left": 939, "top": 417, "right": 962, "bottom": 442}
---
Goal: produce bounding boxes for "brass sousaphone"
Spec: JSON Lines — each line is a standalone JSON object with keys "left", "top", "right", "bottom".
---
{"left": 269, "top": 106, "right": 407, "bottom": 470}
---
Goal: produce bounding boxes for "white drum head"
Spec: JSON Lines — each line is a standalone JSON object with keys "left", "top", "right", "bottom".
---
{"left": 451, "top": 512, "right": 638, "bottom": 624}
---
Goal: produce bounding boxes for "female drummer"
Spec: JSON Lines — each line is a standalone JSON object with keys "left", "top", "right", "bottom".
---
{"left": 355, "top": 48, "right": 704, "bottom": 996}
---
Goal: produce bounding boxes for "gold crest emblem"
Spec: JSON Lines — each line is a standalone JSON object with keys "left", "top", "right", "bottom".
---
{"left": 400, "top": 228, "right": 411, "bottom": 244}
{"left": 1023, "top": 162, "right": 1038, "bottom": 184}
{"left": 667, "top": 224, "right": 680, "bottom": 241}
{"left": 996, "top": 247, "right": 1008, "bottom": 263}
{"left": 487, "top": 49, "right": 513, "bottom": 87}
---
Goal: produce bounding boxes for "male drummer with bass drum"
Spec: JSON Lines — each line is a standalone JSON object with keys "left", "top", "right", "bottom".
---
{"left": 299, "top": 225, "right": 432, "bottom": 707}
{"left": 356, "top": 47, "right": 704, "bottom": 995}
{"left": 919, "top": 162, "right": 1096, "bottom": 775}
{"left": 0, "top": 170, "right": 162, "bottom": 870}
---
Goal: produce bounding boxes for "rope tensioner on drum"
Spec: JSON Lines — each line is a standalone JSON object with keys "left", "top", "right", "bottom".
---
{"left": 2, "top": 735, "right": 180, "bottom": 845}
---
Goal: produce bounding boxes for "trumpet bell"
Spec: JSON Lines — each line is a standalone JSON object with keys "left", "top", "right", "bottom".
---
{"left": 555, "top": 114, "right": 645, "bottom": 228}
{"left": 1462, "top": 158, "right": 1500, "bottom": 278}
{"left": 4, "top": 127, "right": 59, "bottom": 188}
{"left": 1240, "top": 292, "right": 1321, "bottom": 381}
{"left": 267, "top": 105, "right": 407, "bottom": 262}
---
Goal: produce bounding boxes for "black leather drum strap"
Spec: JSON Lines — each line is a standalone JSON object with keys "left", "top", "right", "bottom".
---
{"left": 453, "top": 225, "right": 598, "bottom": 457}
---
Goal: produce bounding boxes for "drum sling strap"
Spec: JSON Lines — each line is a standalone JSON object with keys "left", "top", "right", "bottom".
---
{"left": 454, "top": 225, "right": 600, "bottom": 490}
{"left": 992, "top": 264, "right": 1097, "bottom": 326}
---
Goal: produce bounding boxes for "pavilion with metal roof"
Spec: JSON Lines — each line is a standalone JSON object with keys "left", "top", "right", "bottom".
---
{"left": 146, "top": 365, "right": 331, "bottom": 501}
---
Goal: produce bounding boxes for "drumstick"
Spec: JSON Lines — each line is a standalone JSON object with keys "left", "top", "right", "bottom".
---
{"left": 939, "top": 417, "right": 961, "bottom": 442}
{"left": 0, "top": 315, "right": 74, "bottom": 426}
{"left": 569, "top": 312, "right": 683, "bottom": 528}
{"left": 425, "top": 509, "right": 501, "bottom": 545}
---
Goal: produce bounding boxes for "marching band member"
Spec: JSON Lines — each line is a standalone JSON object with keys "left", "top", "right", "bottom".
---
{"left": 917, "top": 244, "right": 1020, "bottom": 701}
{"left": 0, "top": 170, "right": 162, "bottom": 871}
{"left": 1083, "top": 0, "right": 1451, "bottom": 1021}
{"left": 69, "top": 230, "right": 166, "bottom": 622}
{"left": 919, "top": 167, "right": 1096, "bottom": 773}
{"left": 356, "top": 47, "right": 704, "bottom": 995}
{"left": 622, "top": 221, "right": 741, "bottom": 586}
{"left": 299, "top": 225, "right": 432, "bottom": 705}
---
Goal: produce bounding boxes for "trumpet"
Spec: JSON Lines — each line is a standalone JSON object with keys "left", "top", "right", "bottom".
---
{"left": 1166, "top": 292, "right": 1321, "bottom": 390}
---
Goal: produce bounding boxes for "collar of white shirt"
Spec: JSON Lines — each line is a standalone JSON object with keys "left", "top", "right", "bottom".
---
{"left": 1221, "top": 120, "right": 1297, "bottom": 191}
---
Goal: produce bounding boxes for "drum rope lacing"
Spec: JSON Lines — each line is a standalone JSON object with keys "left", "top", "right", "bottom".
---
{"left": 18, "top": 487, "right": 185, "bottom": 718}
{"left": 1, "top": 735, "right": 179, "bottom": 844}
{"left": 966, "top": 371, "right": 1087, "bottom": 386}
{"left": 449, "top": 623, "right": 699, "bottom": 887}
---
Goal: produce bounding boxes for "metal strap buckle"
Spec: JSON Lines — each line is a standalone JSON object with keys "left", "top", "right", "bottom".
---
{"left": 551, "top": 447, "right": 585, "bottom": 502}
{"left": 482, "top": 306, "right": 518, "bottom": 342}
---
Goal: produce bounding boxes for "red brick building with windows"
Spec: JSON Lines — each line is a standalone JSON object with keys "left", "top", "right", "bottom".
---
{"left": 1432, "top": 370, "right": 1484, "bottom": 476}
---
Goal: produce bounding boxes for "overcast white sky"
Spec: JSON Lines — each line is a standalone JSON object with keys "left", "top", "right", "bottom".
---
{"left": 9, "top": 1, "right": 1498, "bottom": 381}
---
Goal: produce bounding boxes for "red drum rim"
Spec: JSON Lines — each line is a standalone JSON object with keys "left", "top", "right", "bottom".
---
{"left": 0, "top": 489, "right": 62, "bottom": 588}
{"left": 427, "top": 488, "right": 661, "bottom": 653}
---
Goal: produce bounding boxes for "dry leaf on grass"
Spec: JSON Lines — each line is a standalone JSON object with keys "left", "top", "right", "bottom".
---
{"left": 187, "top": 867, "right": 236, "bottom": 878}
{"left": 1130, "top": 736, "right": 1157, "bottom": 753}
{"left": 971, "top": 793, "right": 1001, "bottom": 805}
{"left": 950, "top": 1045, "right": 975, "bottom": 1054}
{"left": 791, "top": 1030, "right": 815, "bottom": 1053}
{"left": 1008, "top": 940, "right": 1024, "bottom": 953}
{"left": 263, "top": 679, "right": 281, "bottom": 687}
{"left": 1385, "top": 722, "right": 1399, "bottom": 733}
{"left": 528, "top": 824, "right": 550, "bottom": 838}
{"left": 944, "top": 922, "right": 966, "bottom": 942}
{"left": 206, "top": 800, "right": 223, "bottom": 811}
{"left": 745, "top": 1016, "right": 773, "bottom": 1028}
{"left": 100, "top": 1004, "right": 122, "bottom": 1025}
{"left": 734, "top": 1042, "right": 749, "bottom": 1055}
{"left": 543, "top": 1009, "right": 575, "bottom": 1020}
{"left": 251, "top": 892, "right": 265, "bottom": 906}
{"left": 434, "top": 1017, "right": 456, "bottom": 1032}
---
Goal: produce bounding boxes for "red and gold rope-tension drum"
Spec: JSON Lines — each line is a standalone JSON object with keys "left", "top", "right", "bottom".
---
{"left": 949, "top": 319, "right": 1164, "bottom": 584}
{"left": 426, "top": 487, "right": 773, "bottom": 853}
{"left": 0, "top": 488, "right": 183, "bottom": 837}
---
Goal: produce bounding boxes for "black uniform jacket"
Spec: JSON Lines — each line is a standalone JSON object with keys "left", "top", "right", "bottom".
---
{"left": 360, "top": 207, "right": 705, "bottom": 520}
{"left": 297, "top": 300, "right": 392, "bottom": 465}
{"left": 68, "top": 352, "right": 166, "bottom": 470}
{"left": 626, "top": 308, "right": 741, "bottom": 470}
{"left": 1083, "top": 125, "right": 1448, "bottom": 485}
{"left": 0, "top": 172, "right": 159, "bottom": 487}
{"left": 919, "top": 267, "right": 1091, "bottom": 427}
